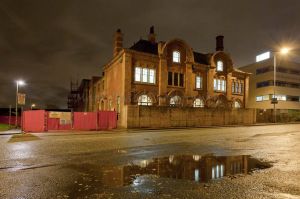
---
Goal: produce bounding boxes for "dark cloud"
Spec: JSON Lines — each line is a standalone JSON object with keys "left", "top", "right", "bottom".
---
{"left": 0, "top": 0, "right": 300, "bottom": 108}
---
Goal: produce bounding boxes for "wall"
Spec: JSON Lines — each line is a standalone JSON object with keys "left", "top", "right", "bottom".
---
{"left": 126, "top": 105, "right": 256, "bottom": 128}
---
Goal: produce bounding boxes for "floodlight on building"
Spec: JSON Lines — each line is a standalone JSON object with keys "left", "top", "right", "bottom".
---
{"left": 256, "top": 51, "right": 270, "bottom": 62}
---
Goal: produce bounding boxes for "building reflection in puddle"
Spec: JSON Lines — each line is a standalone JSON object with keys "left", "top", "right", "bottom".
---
{"left": 98, "top": 154, "right": 267, "bottom": 187}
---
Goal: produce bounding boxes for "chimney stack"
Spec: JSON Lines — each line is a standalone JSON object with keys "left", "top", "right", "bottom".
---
{"left": 216, "top": 35, "right": 224, "bottom": 51}
{"left": 113, "top": 29, "right": 123, "bottom": 57}
{"left": 148, "top": 26, "right": 156, "bottom": 43}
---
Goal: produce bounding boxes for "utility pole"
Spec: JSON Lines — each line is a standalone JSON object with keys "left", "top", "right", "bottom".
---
{"left": 9, "top": 105, "right": 11, "bottom": 128}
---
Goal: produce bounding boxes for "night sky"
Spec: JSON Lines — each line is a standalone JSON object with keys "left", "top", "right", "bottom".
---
{"left": 1, "top": 0, "right": 300, "bottom": 108}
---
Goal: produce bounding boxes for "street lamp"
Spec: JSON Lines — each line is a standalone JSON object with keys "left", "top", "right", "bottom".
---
{"left": 15, "top": 80, "right": 25, "bottom": 127}
{"left": 31, "top": 103, "right": 36, "bottom": 110}
{"left": 272, "top": 47, "right": 290, "bottom": 123}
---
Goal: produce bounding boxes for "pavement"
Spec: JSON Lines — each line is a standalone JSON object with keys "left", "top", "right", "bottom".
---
{"left": 0, "top": 124, "right": 300, "bottom": 198}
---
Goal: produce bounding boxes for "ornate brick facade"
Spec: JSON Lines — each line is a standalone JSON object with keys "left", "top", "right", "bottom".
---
{"left": 89, "top": 27, "right": 250, "bottom": 127}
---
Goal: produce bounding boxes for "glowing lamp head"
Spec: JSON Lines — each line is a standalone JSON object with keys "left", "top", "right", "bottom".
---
{"left": 280, "top": 47, "right": 290, "bottom": 55}
{"left": 17, "top": 80, "right": 25, "bottom": 86}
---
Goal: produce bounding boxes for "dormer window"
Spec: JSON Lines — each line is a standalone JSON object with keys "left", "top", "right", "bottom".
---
{"left": 217, "top": 61, "right": 223, "bottom": 71}
{"left": 173, "top": 51, "right": 180, "bottom": 63}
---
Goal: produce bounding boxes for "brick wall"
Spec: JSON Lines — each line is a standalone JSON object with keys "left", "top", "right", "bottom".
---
{"left": 125, "top": 105, "right": 256, "bottom": 128}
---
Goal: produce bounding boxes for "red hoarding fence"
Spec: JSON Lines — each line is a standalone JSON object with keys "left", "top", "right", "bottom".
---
{"left": 22, "top": 110, "right": 46, "bottom": 132}
{"left": 73, "top": 112, "right": 97, "bottom": 130}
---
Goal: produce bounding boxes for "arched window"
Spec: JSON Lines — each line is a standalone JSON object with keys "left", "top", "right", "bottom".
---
{"left": 170, "top": 95, "right": 181, "bottom": 106}
{"left": 173, "top": 51, "right": 180, "bottom": 63}
{"left": 193, "top": 98, "right": 204, "bottom": 108}
{"left": 233, "top": 101, "right": 241, "bottom": 108}
{"left": 217, "top": 61, "right": 223, "bottom": 71}
{"left": 138, "top": 95, "right": 152, "bottom": 106}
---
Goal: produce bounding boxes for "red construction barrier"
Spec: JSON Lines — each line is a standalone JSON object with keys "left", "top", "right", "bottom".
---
{"left": 73, "top": 112, "right": 97, "bottom": 130}
{"left": 22, "top": 110, "right": 46, "bottom": 132}
{"left": 47, "top": 118, "right": 59, "bottom": 130}
{"left": 98, "top": 111, "right": 117, "bottom": 130}
{"left": 0, "top": 116, "right": 21, "bottom": 126}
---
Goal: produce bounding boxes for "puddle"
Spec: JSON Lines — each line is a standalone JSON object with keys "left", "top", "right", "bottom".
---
{"left": 65, "top": 154, "right": 272, "bottom": 197}
{"left": 104, "top": 154, "right": 271, "bottom": 185}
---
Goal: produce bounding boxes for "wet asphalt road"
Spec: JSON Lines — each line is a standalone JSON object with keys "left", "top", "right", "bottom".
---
{"left": 0, "top": 124, "right": 300, "bottom": 199}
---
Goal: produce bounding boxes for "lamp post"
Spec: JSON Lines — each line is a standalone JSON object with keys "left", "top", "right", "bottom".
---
{"left": 272, "top": 48, "right": 290, "bottom": 123}
{"left": 15, "top": 80, "right": 25, "bottom": 127}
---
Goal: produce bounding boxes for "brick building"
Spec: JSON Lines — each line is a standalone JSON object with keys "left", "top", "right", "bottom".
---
{"left": 84, "top": 27, "right": 251, "bottom": 127}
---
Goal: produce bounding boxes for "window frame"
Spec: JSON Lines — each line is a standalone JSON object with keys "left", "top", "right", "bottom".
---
{"left": 138, "top": 94, "right": 153, "bottom": 106}
{"left": 134, "top": 67, "right": 156, "bottom": 84}
{"left": 193, "top": 98, "right": 204, "bottom": 108}
{"left": 172, "top": 51, "right": 180, "bottom": 63}
{"left": 195, "top": 75, "right": 203, "bottom": 90}
{"left": 216, "top": 61, "right": 224, "bottom": 72}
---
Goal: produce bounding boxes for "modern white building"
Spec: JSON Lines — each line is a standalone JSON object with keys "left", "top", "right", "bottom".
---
{"left": 240, "top": 52, "right": 300, "bottom": 122}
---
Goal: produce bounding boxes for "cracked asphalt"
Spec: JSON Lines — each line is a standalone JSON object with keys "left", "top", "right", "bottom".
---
{"left": 0, "top": 124, "right": 299, "bottom": 199}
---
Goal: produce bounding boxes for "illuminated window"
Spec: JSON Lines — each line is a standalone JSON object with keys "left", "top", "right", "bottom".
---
{"left": 135, "top": 67, "right": 141, "bottom": 81}
{"left": 220, "top": 164, "right": 224, "bottom": 177}
{"left": 233, "top": 101, "right": 241, "bottom": 108}
{"left": 273, "top": 95, "right": 287, "bottom": 101}
{"left": 193, "top": 98, "right": 204, "bottom": 108}
{"left": 173, "top": 51, "right": 180, "bottom": 63}
{"left": 142, "top": 68, "right": 148, "bottom": 82}
{"left": 134, "top": 67, "right": 155, "bottom": 84}
{"left": 194, "top": 169, "right": 200, "bottom": 182}
{"left": 214, "top": 78, "right": 226, "bottom": 92}
{"left": 263, "top": 95, "right": 270, "bottom": 101}
{"left": 170, "top": 95, "right": 181, "bottom": 106}
{"left": 217, "top": 61, "right": 223, "bottom": 71}
{"left": 256, "top": 96, "right": 263, "bottom": 102}
{"left": 149, "top": 69, "right": 155, "bottom": 83}
{"left": 138, "top": 95, "right": 152, "bottom": 106}
{"left": 196, "top": 76, "right": 202, "bottom": 89}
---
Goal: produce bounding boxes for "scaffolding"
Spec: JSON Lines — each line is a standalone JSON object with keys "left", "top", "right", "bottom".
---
{"left": 67, "top": 80, "right": 79, "bottom": 109}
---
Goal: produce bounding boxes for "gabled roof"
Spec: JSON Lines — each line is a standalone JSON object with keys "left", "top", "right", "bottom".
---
{"left": 129, "top": 39, "right": 158, "bottom": 55}
{"left": 193, "top": 52, "right": 211, "bottom": 65}
{"left": 129, "top": 39, "right": 211, "bottom": 65}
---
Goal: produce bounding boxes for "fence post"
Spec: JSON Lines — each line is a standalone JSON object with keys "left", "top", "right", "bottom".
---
{"left": 96, "top": 111, "right": 98, "bottom": 131}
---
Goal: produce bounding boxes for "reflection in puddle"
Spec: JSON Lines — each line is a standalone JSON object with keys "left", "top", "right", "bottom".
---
{"left": 98, "top": 154, "right": 272, "bottom": 187}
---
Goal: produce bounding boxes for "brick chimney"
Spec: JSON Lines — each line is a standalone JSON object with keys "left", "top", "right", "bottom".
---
{"left": 216, "top": 35, "right": 224, "bottom": 51}
{"left": 148, "top": 26, "right": 156, "bottom": 43}
{"left": 113, "top": 29, "right": 123, "bottom": 57}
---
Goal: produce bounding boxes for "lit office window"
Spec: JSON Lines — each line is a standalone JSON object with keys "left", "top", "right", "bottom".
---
{"left": 256, "top": 96, "right": 263, "bottom": 102}
{"left": 263, "top": 95, "right": 270, "bottom": 101}
{"left": 173, "top": 51, "right": 180, "bottom": 63}
{"left": 138, "top": 95, "right": 152, "bottom": 106}
{"left": 217, "top": 61, "right": 223, "bottom": 71}
{"left": 273, "top": 95, "right": 287, "bottom": 101}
